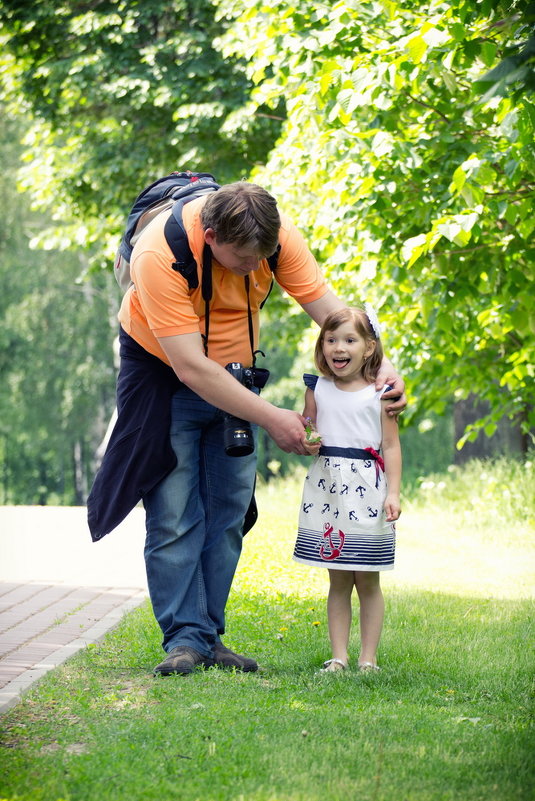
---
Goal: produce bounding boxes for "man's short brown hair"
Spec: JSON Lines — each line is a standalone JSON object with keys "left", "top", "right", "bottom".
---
{"left": 200, "top": 182, "right": 280, "bottom": 256}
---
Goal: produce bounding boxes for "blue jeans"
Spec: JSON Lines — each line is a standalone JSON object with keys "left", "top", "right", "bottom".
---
{"left": 143, "top": 384, "right": 257, "bottom": 656}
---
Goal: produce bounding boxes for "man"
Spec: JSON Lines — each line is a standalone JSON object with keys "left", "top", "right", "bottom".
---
{"left": 90, "top": 181, "right": 405, "bottom": 676}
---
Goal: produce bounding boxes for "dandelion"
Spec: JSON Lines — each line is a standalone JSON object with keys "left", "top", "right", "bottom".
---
{"left": 312, "top": 621, "right": 321, "bottom": 626}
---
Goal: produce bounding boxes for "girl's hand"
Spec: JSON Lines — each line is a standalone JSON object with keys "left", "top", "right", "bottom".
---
{"left": 303, "top": 438, "right": 321, "bottom": 455}
{"left": 303, "top": 417, "right": 321, "bottom": 454}
{"left": 384, "top": 494, "right": 401, "bottom": 522}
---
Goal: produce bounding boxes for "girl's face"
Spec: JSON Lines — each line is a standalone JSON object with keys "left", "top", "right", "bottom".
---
{"left": 322, "top": 319, "right": 375, "bottom": 381}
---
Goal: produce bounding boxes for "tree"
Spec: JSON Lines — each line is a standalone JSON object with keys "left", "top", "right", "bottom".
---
{"left": 0, "top": 113, "right": 118, "bottom": 504}
{"left": 0, "top": 0, "right": 284, "bottom": 498}
{"left": 218, "top": 0, "right": 535, "bottom": 448}
{"left": 0, "top": 0, "right": 283, "bottom": 272}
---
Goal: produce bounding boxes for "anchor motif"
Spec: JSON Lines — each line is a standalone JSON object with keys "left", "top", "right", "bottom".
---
{"left": 340, "top": 484, "right": 349, "bottom": 495}
{"left": 321, "top": 503, "right": 330, "bottom": 514}
{"left": 367, "top": 506, "right": 378, "bottom": 518}
{"left": 303, "top": 503, "right": 314, "bottom": 514}
{"left": 319, "top": 523, "right": 345, "bottom": 561}
{"left": 349, "top": 510, "right": 359, "bottom": 521}
{"left": 355, "top": 485, "right": 366, "bottom": 498}
{"left": 329, "top": 483, "right": 337, "bottom": 494}
{"left": 318, "top": 478, "right": 326, "bottom": 490}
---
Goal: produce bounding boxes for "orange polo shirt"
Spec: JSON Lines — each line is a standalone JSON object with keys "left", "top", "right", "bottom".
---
{"left": 118, "top": 194, "right": 328, "bottom": 367}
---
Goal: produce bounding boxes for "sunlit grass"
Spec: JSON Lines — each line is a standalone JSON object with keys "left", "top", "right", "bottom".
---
{"left": 0, "top": 458, "right": 533, "bottom": 801}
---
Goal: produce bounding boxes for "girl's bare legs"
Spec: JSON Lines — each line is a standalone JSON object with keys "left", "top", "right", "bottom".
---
{"left": 324, "top": 569, "right": 354, "bottom": 670}
{"left": 354, "top": 571, "right": 384, "bottom": 667}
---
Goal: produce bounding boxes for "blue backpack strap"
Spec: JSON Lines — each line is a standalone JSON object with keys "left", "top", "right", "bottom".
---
{"left": 164, "top": 197, "right": 200, "bottom": 290}
{"left": 164, "top": 175, "right": 220, "bottom": 291}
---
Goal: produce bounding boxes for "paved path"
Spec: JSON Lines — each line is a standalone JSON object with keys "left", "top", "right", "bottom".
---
{"left": 0, "top": 506, "right": 148, "bottom": 714}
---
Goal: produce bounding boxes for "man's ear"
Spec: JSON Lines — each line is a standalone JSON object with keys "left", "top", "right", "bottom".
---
{"left": 204, "top": 228, "right": 216, "bottom": 246}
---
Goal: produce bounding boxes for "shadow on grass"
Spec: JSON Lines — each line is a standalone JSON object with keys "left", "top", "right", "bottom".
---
{"left": 1, "top": 589, "right": 533, "bottom": 801}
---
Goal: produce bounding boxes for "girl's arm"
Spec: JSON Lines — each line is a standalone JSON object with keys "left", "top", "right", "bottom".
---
{"left": 381, "top": 403, "right": 402, "bottom": 521}
{"left": 302, "top": 388, "right": 321, "bottom": 454}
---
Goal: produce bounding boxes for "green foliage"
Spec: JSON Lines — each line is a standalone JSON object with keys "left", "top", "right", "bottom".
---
{"left": 399, "top": 408, "right": 455, "bottom": 489}
{"left": 0, "top": 114, "right": 118, "bottom": 504}
{"left": 406, "top": 451, "right": 535, "bottom": 529}
{"left": 219, "top": 0, "right": 535, "bottom": 444}
{"left": 0, "top": 0, "right": 533, "bottom": 469}
{"left": 0, "top": 0, "right": 283, "bottom": 269}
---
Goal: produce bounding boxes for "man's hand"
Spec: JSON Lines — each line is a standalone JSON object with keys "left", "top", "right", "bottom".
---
{"left": 375, "top": 363, "right": 407, "bottom": 417}
{"left": 303, "top": 418, "right": 322, "bottom": 455}
{"left": 264, "top": 409, "right": 312, "bottom": 455}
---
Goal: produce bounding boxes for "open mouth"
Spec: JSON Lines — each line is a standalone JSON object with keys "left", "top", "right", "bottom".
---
{"left": 332, "top": 358, "right": 350, "bottom": 369}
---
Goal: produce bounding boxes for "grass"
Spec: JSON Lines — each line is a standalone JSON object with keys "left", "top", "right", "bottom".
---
{"left": 1, "top": 458, "right": 534, "bottom": 801}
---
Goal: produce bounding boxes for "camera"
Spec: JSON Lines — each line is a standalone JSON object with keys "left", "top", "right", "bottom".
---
{"left": 223, "top": 362, "right": 259, "bottom": 457}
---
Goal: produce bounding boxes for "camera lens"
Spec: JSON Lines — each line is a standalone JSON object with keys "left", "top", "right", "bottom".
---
{"left": 223, "top": 415, "right": 255, "bottom": 457}
{"left": 223, "top": 362, "right": 256, "bottom": 456}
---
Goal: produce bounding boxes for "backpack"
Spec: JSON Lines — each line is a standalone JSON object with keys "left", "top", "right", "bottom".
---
{"left": 114, "top": 169, "right": 280, "bottom": 294}
{"left": 114, "top": 170, "right": 221, "bottom": 292}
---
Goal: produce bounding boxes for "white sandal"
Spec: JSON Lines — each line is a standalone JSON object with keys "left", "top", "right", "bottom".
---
{"left": 319, "top": 658, "right": 347, "bottom": 673}
{"left": 358, "top": 662, "right": 380, "bottom": 672}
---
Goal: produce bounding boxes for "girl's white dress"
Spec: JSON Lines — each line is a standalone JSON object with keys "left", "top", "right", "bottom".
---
{"left": 293, "top": 375, "right": 395, "bottom": 571}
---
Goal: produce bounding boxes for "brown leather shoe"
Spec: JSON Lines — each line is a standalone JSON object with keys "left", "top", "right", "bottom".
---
{"left": 153, "top": 646, "right": 214, "bottom": 676}
{"left": 213, "top": 643, "right": 258, "bottom": 672}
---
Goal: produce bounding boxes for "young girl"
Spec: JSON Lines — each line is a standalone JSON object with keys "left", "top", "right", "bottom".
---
{"left": 293, "top": 305, "right": 401, "bottom": 672}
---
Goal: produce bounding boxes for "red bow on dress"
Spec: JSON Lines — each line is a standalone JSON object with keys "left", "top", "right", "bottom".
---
{"left": 364, "top": 448, "right": 385, "bottom": 488}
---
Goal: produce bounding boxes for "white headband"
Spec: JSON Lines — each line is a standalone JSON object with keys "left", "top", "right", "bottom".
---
{"left": 364, "top": 302, "right": 381, "bottom": 339}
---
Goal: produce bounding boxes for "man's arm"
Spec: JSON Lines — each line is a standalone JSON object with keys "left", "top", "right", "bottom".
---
{"left": 157, "top": 331, "right": 311, "bottom": 455}
{"left": 300, "top": 289, "right": 345, "bottom": 325}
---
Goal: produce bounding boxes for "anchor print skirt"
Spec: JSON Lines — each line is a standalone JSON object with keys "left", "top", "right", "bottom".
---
{"left": 294, "top": 453, "right": 395, "bottom": 571}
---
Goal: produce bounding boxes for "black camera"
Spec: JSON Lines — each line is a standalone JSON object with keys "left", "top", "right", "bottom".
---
{"left": 223, "top": 362, "right": 257, "bottom": 457}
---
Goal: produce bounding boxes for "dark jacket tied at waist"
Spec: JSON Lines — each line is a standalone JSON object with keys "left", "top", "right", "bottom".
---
{"left": 87, "top": 327, "right": 181, "bottom": 542}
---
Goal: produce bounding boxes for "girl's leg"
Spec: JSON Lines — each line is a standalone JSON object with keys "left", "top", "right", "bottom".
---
{"left": 354, "top": 571, "right": 384, "bottom": 667}
{"left": 324, "top": 569, "right": 354, "bottom": 670}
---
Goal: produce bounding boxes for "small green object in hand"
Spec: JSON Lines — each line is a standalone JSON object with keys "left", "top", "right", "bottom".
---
{"left": 305, "top": 418, "right": 321, "bottom": 444}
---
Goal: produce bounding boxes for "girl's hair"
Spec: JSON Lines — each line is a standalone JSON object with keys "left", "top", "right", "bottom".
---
{"left": 200, "top": 182, "right": 281, "bottom": 256}
{"left": 314, "top": 306, "right": 384, "bottom": 382}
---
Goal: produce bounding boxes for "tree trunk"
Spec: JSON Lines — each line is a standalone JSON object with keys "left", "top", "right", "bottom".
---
{"left": 454, "top": 396, "right": 530, "bottom": 464}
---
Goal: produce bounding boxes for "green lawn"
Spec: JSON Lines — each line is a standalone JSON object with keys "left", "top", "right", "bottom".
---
{"left": 1, "top": 461, "right": 533, "bottom": 801}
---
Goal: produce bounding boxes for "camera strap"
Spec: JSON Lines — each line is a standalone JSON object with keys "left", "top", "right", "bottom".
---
{"left": 201, "top": 242, "right": 213, "bottom": 356}
{"left": 244, "top": 275, "right": 256, "bottom": 365}
{"left": 200, "top": 252, "right": 260, "bottom": 368}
